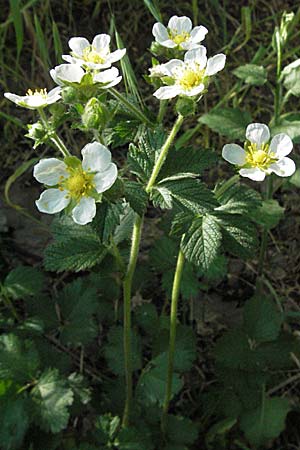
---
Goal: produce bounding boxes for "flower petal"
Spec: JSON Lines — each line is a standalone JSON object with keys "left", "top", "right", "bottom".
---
{"left": 162, "top": 59, "right": 184, "bottom": 75}
{"left": 107, "top": 48, "right": 126, "bottom": 64}
{"left": 269, "top": 157, "right": 296, "bottom": 177}
{"left": 239, "top": 168, "right": 266, "bottom": 181}
{"left": 183, "top": 84, "right": 205, "bottom": 97}
{"left": 92, "top": 34, "right": 110, "bottom": 51}
{"left": 205, "top": 54, "right": 226, "bottom": 76}
{"left": 50, "top": 64, "right": 85, "bottom": 84}
{"left": 184, "top": 46, "right": 207, "bottom": 68}
{"left": 72, "top": 197, "right": 96, "bottom": 225}
{"left": 4, "top": 93, "right": 23, "bottom": 105}
{"left": 61, "top": 55, "right": 79, "bottom": 64}
{"left": 190, "top": 25, "right": 208, "bottom": 43}
{"left": 152, "top": 22, "right": 169, "bottom": 43}
{"left": 168, "top": 16, "right": 192, "bottom": 33}
{"left": 153, "top": 85, "right": 182, "bottom": 100}
{"left": 101, "top": 76, "right": 122, "bottom": 89}
{"left": 36, "top": 189, "right": 70, "bottom": 214}
{"left": 222, "top": 144, "right": 246, "bottom": 165}
{"left": 93, "top": 67, "right": 119, "bottom": 83}
{"left": 246, "top": 123, "right": 270, "bottom": 145}
{"left": 94, "top": 163, "right": 118, "bottom": 193}
{"left": 269, "top": 133, "right": 293, "bottom": 157}
{"left": 68, "top": 37, "right": 90, "bottom": 56}
{"left": 33, "top": 158, "right": 68, "bottom": 185}
{"left": 47, "top": 86, "right": 62, "bottom": 99}
{"left": 21, "top": 95, "right": 47, "bottom": 108}
{"left": 81, "top": 142, "right": 112, "bottom": 172}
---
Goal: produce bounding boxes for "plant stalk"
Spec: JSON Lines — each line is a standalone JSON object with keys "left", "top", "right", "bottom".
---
{"left": 122, "top": 114, "right": 185, "bottom": 426}
{"left": 257, "top": 176, "right": 273, "bottom": 276}
{"left": 38, "top": 108, "right": 70, "bottom": 158}
{"left": 161, "top": 246, "right": 185, "bottom": 431}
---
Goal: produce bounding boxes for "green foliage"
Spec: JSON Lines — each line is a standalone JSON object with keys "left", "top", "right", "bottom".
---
{"left": 199, "top": 108, "right": 252, "bottom": 140}
{"left": 93, "top": 201, "right": 123, "bottom": 242}
{"left": 3, "top": 265, "right": 45, "bottom": 299}
{"left": 233, "top": 64, "right": 267, "bottom": 86}
{"left": 281, "top": 59, "right": 300, "bottom": 96}
{"left": 250, "top": 199, "right": 285, "bottom": 229}
{"left": 31, "top": 368, "right": 74, "bottom": 433}
{"left": 165, "top": 415, "right": 198, "bottom": 446}
{"left": 0, "top": 391, "right": 29, "bottom": 450}
{"left": 124, "top": 180, "right": 148, "bottom": 216}
{"left": 215, "top": 180, "right": 261, "bottom": 215}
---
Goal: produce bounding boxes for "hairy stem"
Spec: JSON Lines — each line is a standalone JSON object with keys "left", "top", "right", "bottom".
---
{"left": 38, "top": 108, "right": 71, "bottom": 158}
{"left": 258, "top": 176, "right": 273, "bottom": 276}
{"left": 122, "top": 114, "right": 185, "bottom": 426}
{"left": 161, "top": 246, "right": 185, "bottom": 431}
{"left": 109, "top": 88, "right": 153, "bottom": 127}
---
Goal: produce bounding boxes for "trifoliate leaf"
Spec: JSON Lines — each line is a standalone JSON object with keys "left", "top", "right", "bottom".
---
{"left": 31, "top": 368, "right": 74, "bottom": 433}
{"left": 243, "top": 295, "right": 283, "bottom": 342}
{"left": 0, "top": 392, "right": 29, "bottom": 449}
{"left": 199, "top": 108, "right": 252, "bottom": 140}
{"left": 215, "top": 181, "right": 261, "bottom": 215}
{"left": 56, "top": 279, "right": 98, "bottom": 346}
{"left": 3, "top": 265, "right": 45, "bottom": 299}
{"left": 0, "top": 333, "right": 39, "bottom": 384}
{"left": 181, "top": 214, "right": 222, "bottom": 271}
{"left": 240, "top": 397, "right": 290, "bottom": 446}
{"left": 233, "top": 64, "right": 267, "bottom": 86}
{"left": 250, "top": 199, "right": 285, "bottom": 229}
{"left": 124, "top": 181, "right": 148, "bottom": 216}
{"left": 165, "top": 415, "right": 198, "bottom": 445}
{"left": 104, "top": 326, "right": 142, "bottom": 376}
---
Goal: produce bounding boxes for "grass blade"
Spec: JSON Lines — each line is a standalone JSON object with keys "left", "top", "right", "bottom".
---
{"left": 9, "top": 0, "right": 23, "bottom": 61}
{"left": 34, "top": 13, "right": 51, "bottom": 68}
{"left": 143, "top": 0, "right": 162, "bottom": 22}
{"left": 52, "top": 20, "right": 63, "bottom": 63}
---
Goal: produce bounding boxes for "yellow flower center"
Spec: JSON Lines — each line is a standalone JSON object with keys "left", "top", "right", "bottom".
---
{"left": 60, "top": 169, "right": 95, "bottom": 199}
{"left": 26, "top": 88, "right": 47, "bottom": 98}
{"left": 245, "top": 143, "right": 277, "bottom": 169}
{"left": 171, "top": 31, "right": 190, "bottom": 45}
{"left": 82, "top": 46, "right": 105, "bottom": 64}
{"left": 178, "top": 68, "right": 205, "bottom": 90}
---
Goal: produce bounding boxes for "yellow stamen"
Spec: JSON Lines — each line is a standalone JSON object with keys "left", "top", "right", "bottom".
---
{"left": 82, "top": 46, "right": 105, "bottom": 64}
{"left": 245, "top": 142, "right": 277, "bottom": 169}
{"left": 170, "top": 31, "right": 190, "bottom": 45}
{"left": 26, "top": 88, "right": 47, "bottom": 97}
{"left": 61, "top": 168, "right": 95, "bottom": 200}
{"left": 178, "top": 67, "right": 205, "bottom": 90}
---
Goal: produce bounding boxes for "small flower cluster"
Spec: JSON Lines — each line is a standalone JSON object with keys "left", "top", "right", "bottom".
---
{"left": 150, "top": 15, "right": 226, "bottom": 100}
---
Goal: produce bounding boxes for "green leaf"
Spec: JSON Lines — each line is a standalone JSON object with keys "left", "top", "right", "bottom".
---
{"left": 9, "top": 0, "right": 24, "bottom": 60}
{"left": 214, "top": 329, "right": 251, "bottom": 370}
{"left": 3, "top": 265, "right": 45, "bottom": 299}
{"left": 199, "top": 108, "right": 252, "bottom": 140}
{"left": 281, "top": 59, "right": 300, "bottom": 96}
{"left": 206, "top": 417, "right": 237, "bottom": 445}
{"left": 240, "top": 397, "right": 290, "bottom": 446}
{"left": 56, "top": 279, "right": 98, "bottom": 346}
{"left": 165, "top": 415, "right": 198, "bottom": 445}
{"left": 233, "top": 64, "right": 267, "bottom": 86}
{"left": 143, "top": 0, "right": 162, "bottom": 22}
{"left": 154, "top": 178, "right": 217, "bottom": 214}
{"left": 93, "top": 201, "right": 123, "bottom": 243}
{"left": 243, "top": 295, "right": 283, "bottom": 342}
{"left": 67, "top": 372, "right": 91, "bottom": 405}
{"left": 117, "top": 426, "right": 155, "bottom": 450}
{"left": 124, "top": 181, "right": 148, "bottom": 216}
{"left": 158, "top": 146, "right": 217, "bottom": 181}
{"left": 127, "top": 129, "right": 166, "bottom": 182}
{"left": 181, "top": 214, "right": 222, "bottom": 271}
{"left": 0, "top": 334, "right": 39, "bottom": 384}
{"left": 250, "top": 199, "right": 285, "bottom": 229}
{"left": 31, "top": 368, "right": 74, "bottom": 433}
{"left": 0, "top": 392, "right": 29, "bottom": 449}
{"left": 271, "top": 116, "right": 300, "bottom": 142}
{"left": 215, "top": 181, "right": 261, "bottom": 215}
{"left": 134, "top": 303, "right": 159, "bottom": 336}
{"left": 215, "top": 212, "right": 258, "bottom": 259}
{"left": 104, "top": 326, "right": 142, "bottom": 376}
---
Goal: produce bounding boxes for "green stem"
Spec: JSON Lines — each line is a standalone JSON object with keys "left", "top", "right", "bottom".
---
{"left": 146, "top": 114, "right": 184, "bottom": 193}
{"left": 157, "top": 100, "right": 168, "bottom": 124}
{"left": 257, "top": 176, "right": 273, "bottom": 276}
{"left": 161, "top": 247, "right": 185, "bottom": 431}
{"left": 109, "top": 88, "right": 153, "bottom": 127}
{"left": 38, "top": 108, "right": 71, "bottom": 158}
{"left": 215, "top": 174, "right": 240, "bottom": 197}
{"left": 122, "top": 114, "right": 185, "bottom": 426}
{"left": 122, "top": 214, "right": 143, "bottom": 427}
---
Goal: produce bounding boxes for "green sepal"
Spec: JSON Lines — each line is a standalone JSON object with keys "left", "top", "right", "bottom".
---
{"left": 63, "top": 155, "right": 81, "bottom": 168}
{"left": 175, "top": 97, "right": 196, "bottom": 117}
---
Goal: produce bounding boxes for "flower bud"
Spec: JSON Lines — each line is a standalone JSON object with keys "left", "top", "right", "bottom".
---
{"left": 26, "top": 121, "right": 48, "bottom": 148}
{"left": 81, "top": 98, "right": 108, "bottom": 130}
{"left": 61, "top": 86, "right": 78, "bottom": 103}
{"left": 175, "top": 97, "right": 196, "bottom": 117}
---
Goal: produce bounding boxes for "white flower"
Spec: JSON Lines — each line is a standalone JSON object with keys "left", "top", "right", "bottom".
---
{"left": 50, "top": 64, "right": 122, "bottom": 88}
{"left": 34, "top": 142, "right": 118, "bottom": 225}
{"left": 62, "top": 34, "right": 126, "bottom": 70}
{"left": 4, "top": 87, "right": 61, "bottom": 109}
{"left": 222, "top": 123, "right": 296, "bottom": 181}
{"left": 149, "top": 64, "right": 169, "bottom": 78}
{"left": 153, "top": 46, "right": 226, "bottom": 99}
{"left": 152, "top": 15, "right": 208, "bottom": 50}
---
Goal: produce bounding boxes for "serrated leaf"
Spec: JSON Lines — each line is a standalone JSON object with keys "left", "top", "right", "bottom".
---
{"left": 31, "top": 368, "right": 74, "bottom": 433}
{"left": 181, "top": 214, "right": 222, "bottom": 271}
{"left": 243, "top": 295, "right": 283, "bottom": 342}
{"left": 165, "top": 415, "right": 198, "bottom": 445}
{"left": 149, "top": 236, "right": 178, "bottom": 271}
{"left": 240, "top": 397, "right": 290, "bottom": 446}
{"left": 93, "top": 201, "right": 123, "bottom": 242}
{"left": 3, "top": 265, "right": 45, "bottom": 299}
{"left": 199, "top": 108, "right": 252, "bottom": 140}
{"left": 151, "top": 185, "right": 173, "bottom": 209}
{"left": 56, "top": 279, "right": 98, "bottom": 346}
{"left": 233, "top": 64, "right": 267, "bottom": 86}
{"left": 124, "top": 181, "right": 148, "bottom": 216}
{"left": 104, "top": 326, "right": 142, "bottom": 376}
{"left": 113, "top": 206, "right": 136, "bottom": 245}
{"left": 271, "top": 116, "right": 300, "bottom": 141}
{"left": 0, "top": 392, "right": 29, "bottom": 449}
{"left": 0, "top": 334, "right": 39, "bottom": 384}
{"left": 215, "top": 212, "right": 258, "bottom": 259}
{"left": 158, "top": 146, "right": 217, "bottom": 181}
{"left": 68, "top": 372, "right": 91, "bottom": 404}
{"left": 250, "top": 199, "right": 285, "bottom": 229}
{"left": 134, "top": 303, "right": 159, "bottom": 336}
{"left": 215, "top": 181, "right": 261, "bottom": 215}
